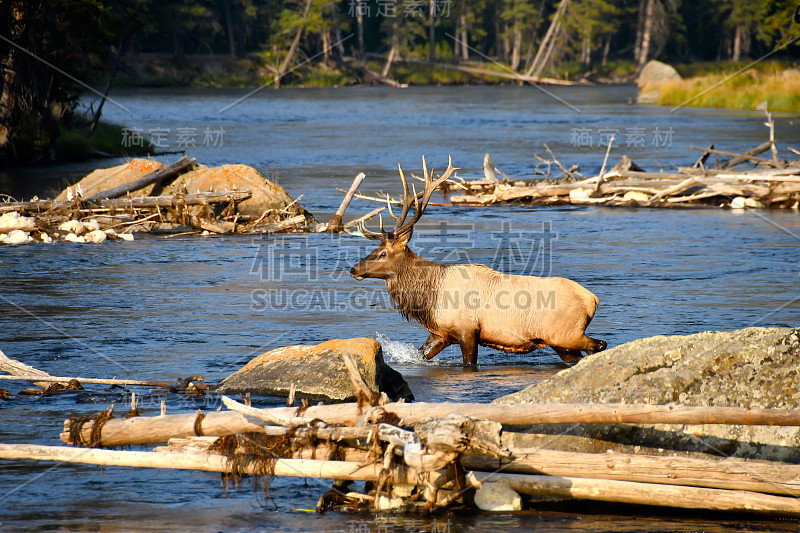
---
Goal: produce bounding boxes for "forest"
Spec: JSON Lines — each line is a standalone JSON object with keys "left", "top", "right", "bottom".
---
{"left": 0, "top": 0, "right": 798, "bottom": 165}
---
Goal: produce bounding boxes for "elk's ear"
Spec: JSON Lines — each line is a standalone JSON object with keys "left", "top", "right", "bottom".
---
{"left": 393, "top": 228, "right": 413, "bottom": 247}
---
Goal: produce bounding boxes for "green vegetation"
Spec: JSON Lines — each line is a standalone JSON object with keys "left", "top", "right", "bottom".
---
{"left": 654, "top": 69, "right": 800, "bottom": 113}
{"left": 1, "top": 0, "right": 799, "bottom": 166}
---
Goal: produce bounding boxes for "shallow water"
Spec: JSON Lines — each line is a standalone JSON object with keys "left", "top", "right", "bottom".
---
{"left": 0, "top": 85, "right": 799, "bottom": 531}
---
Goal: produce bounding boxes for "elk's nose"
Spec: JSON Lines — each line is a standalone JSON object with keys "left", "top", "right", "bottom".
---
{"left": 349, "top": 266, "right": 356, "bottom": 276}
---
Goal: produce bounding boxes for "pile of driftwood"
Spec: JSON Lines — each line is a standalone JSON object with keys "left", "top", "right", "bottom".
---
{"left": 0, "top": 156, "right": 309, "bottom": 243}
{"left": 449, "top": 141, "right": 800, "bottom": 209}
{"left": 3, "top": 350, "right": 800, "bottom": 518}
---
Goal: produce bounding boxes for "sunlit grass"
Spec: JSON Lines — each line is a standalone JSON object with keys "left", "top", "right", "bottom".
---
{"left": 653, "top": 68, "right": 800, "bottom": 113}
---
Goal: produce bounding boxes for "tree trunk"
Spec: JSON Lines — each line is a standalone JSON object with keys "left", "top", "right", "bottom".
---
{"left": 429, "top": 0, "right": 436, "bottom": 61}
{"left": 637, "top": 0, "right": 655, "bottom": 67}
{"left": 633, "top": 0, "right": 646, "bottom": 63}
{"left": 223, "top": 0, "right": 237, "bottom": 58}
{"left": 322, "top": 30, "right": 330, "bottom": 62}
{"left": 493, "top": 0, "right": 503, "bottom": 59}
{"left": 0, "top": 1, "right": 25, "bottom": 153}
{"left": 459, "top": 10, "right": 469, "bottom": 60}
{"left": 357, "top": 10, "right": 365, "bottom": 60}
{"left": 510, "top": 27, "right": 522, "bottom": 71}
{"left": 602, "top": 35, "right": 611, "bottom": 66}
{"left": 276, "top": 0, "right": 313, "bottom": 87}
{"left": 732, "top": 24, "right": 742, "bottom": 62}
{"left": 382, "top": 15, "right": 400, "bottom": 77}
{"left": 526, "top": 0, "right": 567, "bottom": 77}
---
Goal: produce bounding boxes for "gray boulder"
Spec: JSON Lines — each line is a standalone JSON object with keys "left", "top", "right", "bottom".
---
{"left": 495, "top": 327, "right": 800, "bottom": 462}
{"left": 636, "top": 60, "right": 681, "bottom": 103}
{"left": 214, "top": 337, "right": 414, "bottom": 403}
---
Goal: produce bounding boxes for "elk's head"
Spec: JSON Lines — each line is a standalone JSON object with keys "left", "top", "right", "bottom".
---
{"left": 350, "top": 156, "right": 456, "bottom": 281}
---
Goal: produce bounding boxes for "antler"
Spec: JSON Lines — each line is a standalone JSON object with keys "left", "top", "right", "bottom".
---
{"left": 392, "top": 155, "right": 457, "bottom": 240}
{"left": 355, "top": 216, "right": 387, "bottom": 240}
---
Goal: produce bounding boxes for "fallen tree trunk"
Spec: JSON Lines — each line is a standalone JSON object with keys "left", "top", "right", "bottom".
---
{"left": 0, "top": 348, "right": 62, "bottom": 389}
{"left": 86, "top": 156, "right": 196, "bottom": 201}
{"left": 463, "top": 447, "right": 800, "bottom": 497}
{"left": 62, "top": 401, "right": 800, "bottom": 447}
{"left": 4, "top": 443, "right": 800, "bottom": 517}
{"left": 467, "top": 471, "right": 800, "bottom": 517}
{"left": 325, "top": 172, "right": 365, "bottom": 233}
{"left": 0, "top": 374, "right": 170, "bottom": 387}
{"left": 0, "top": 443, "right": 411, "bottom": 483}
{"left": 0, "top": 191, "right": 251, "bottom": 214}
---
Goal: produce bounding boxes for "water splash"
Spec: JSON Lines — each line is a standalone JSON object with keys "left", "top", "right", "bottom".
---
{"left": 375, "top": 333, "right": 425, "bottom": 365}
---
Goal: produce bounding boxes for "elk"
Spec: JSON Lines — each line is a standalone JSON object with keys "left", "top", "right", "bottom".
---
{"left": 349, "top": 157, "right": 607, "bottom": 366}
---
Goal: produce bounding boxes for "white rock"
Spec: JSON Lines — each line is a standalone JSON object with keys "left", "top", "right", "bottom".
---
{"left": 83, "top": 219, "right": 100, "bottom": 232}
{"left": 391, "top": 484, "right": 416, "bottom": 499}
{"left": 0, "top": 229, "right": 33, "bottom": 244}
{"left": 730, "top": 196, "right": 764, "bottom": 209}
{"left": 117, "top": 233, "right": 135, "bottom": 241}
{"left": 622, "top": 191, "right": 650, "bottom": 202}
{"left": 569, "top": 188, "right": 592, "bottom": 200}
{"left": 64, "top": 233, "right": 86, "bottom": 243}
{"left": 376, "top": 495, "right": 404, "bottom": 511}
{"left": 104, "top": 228, "right": 117, "bottom": 236}
{"left": 0, "top": 212, "right": 36, "bottom": 232}
{"left": 744, "top": 197, "right": 763, "bottom": 208}
{"left": 474, "top": 482, "right": 522, "bottom": 512}
{"left": 201, "top": 230, "right": 211, "bottom": 236}
{"left": 39, "top": 233, "right": 53, "bottom": 243}
{"left": 85, "top": 229, "right": 107, "bottom": 243}
{"left": 59, "top": 220, "right": 86, "bottom": 235}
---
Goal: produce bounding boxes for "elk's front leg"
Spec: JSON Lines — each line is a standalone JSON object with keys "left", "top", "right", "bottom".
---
{"left": 420, "top": 333, "right": 451, "bottom": 360}
{"left": 457, "top": 330, "right": 480, "bottom": 366}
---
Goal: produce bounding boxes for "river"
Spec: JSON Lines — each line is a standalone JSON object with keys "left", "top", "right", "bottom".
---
{"left": 0, "top": 85, "right": 799, "bottom": 532}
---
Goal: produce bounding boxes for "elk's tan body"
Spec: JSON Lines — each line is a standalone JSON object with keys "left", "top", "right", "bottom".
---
{"left": 432, "top": 264, "right": 600, "bottom": 354}
{"left": 350, "top": 157, "right": 606, "bottom": 366}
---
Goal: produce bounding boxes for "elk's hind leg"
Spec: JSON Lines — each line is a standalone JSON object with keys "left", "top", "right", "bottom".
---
{"left": 551, "top": 335, "right": 607, "bottom": 364}
{"left": 551, "top": 346, "right": 584, "bottom": 364}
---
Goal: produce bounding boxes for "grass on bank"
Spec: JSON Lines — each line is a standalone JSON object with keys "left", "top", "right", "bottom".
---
{"left": 653, "top": 67, "right": 800, "bottom": 113}
{"left": 53, "top": 121, "right": 154, "bottom": 162}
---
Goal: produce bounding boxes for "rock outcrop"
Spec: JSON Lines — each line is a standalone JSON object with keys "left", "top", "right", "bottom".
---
{"left": 214, "top": 337, "right": 414, "bottom": 403}
{"left": 495, "top": 327, "right": 800, "bottom": 462}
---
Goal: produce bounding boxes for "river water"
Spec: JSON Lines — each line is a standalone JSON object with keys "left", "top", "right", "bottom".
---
{"left": 0, "top": 85, "right": 799, "bottom": 532}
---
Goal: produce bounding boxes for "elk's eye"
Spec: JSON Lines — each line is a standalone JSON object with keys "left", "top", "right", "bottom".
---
{"left": 379, "top": 251, "right": 387, "bottom": 259}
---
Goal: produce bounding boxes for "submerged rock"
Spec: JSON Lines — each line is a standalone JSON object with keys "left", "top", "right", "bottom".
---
{"left": 495, "top": 327, "right": 800, "bottom": 462}
{"left": 214, "top": 337, "right": 414, "bottom": 403}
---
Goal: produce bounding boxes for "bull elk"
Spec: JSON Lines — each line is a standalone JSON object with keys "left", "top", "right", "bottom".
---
{"left": 349, "top": 157, "right": 607, "bottom": 366}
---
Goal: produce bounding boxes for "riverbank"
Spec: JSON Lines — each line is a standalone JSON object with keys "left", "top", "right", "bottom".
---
{"left": 114, "top": 52, "right": 638, "bottom": 88}
{"left": 638, "top": 60, "right": 800, "bottom": 113}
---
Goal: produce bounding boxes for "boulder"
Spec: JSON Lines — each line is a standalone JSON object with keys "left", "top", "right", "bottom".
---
{"left": 159, "top": 163, "right": 313, "bottom": 220}
{"left": 636, "top": 60, "right": 681, "bottom": 104}
{"left": 636, "top": 60, "right": 681, "bottom": 90}
{"left": 214, "top": 337, "right": 414, "bottom": 403}
{"left": 56, "top": 159, "right": 164, "bottom": 200}
{"left": 494, "top": 327, "right": 800, "bottom": 462}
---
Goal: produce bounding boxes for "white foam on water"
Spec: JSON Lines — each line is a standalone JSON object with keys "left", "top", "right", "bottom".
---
{"left": 375, "top": 332, "right": 425, "bottom": 365}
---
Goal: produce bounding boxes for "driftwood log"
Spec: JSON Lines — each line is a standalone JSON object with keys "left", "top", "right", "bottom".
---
{"left": 61, "top": 401, "right": 800, "bottom": 447}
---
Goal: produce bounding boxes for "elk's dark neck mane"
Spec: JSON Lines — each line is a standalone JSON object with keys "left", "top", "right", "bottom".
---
{"left": 385, "top": 248, "right": 445, "bottom": 330}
